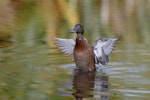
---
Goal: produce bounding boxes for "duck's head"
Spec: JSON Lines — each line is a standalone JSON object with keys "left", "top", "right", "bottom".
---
{"left": 70, "top": 24, "right": 84, "bottom": 35}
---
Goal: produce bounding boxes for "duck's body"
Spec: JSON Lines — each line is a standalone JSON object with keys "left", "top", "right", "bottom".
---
{"left": 54, "top": 24, "right": 118, "bottom": 72}
{"left": 74, "top": 36, "right": 95, "bottom": 72}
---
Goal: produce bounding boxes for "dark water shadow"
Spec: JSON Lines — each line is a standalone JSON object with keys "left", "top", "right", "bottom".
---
{"left": 94, "top": 74, "right": 109, "bottom": 100}
{"left": 72, "top": 71, "right": 109, "bottom": 100}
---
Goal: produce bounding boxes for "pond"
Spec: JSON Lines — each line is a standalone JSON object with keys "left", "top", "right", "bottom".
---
{"left": 0, "top": 0, "right": 150, "bottom": 100}
{"left": 0, "top": 41, "right": 150, "bottom": 100}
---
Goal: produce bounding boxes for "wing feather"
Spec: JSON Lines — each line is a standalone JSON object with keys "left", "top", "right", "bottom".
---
{"left": 54, "top": 38, "right": 75, "bottom": 55}
{"left": 103, "top": 38, "right": 118, "bottom": 55}
{"left": 94, "top": 38, "right": 118, "bottom": 65}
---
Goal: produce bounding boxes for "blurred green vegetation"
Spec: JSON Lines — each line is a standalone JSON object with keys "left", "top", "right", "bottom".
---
{"left": 0, "top": 0, "right": 150, "bottom": 48}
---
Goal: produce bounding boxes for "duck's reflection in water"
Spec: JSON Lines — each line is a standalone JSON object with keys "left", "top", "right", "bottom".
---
{"left": 72, "top": 72, "right": 109, "bottom": 100}
{"left": 72, "top": 72, "right": 95, "bottom": 100}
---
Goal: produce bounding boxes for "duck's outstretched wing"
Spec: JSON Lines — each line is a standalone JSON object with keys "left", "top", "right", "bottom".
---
{"left": 54, "top": 38, "right": 75, "bottom": 55}
{"left": 94, "top": 38, "right": 118, "bottom": 65}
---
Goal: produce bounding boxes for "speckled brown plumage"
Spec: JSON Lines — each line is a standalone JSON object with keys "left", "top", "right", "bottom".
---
{"left": 73, "top": 36, "right": 95, "bottom": 72}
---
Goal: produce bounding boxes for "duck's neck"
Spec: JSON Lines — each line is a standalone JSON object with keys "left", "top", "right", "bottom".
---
{"left": 75, "top": 33, "right": 88, "bottom": 50}
{"left": 76, "top": 32, "right": 83, "bottom": 37}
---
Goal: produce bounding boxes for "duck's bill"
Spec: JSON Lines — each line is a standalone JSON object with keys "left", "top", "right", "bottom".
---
{"left": 70, "top": 29, "right": 76, "bottom": 33}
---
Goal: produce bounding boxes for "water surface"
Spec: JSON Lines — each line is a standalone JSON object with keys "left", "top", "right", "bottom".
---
{"left": 0, "top": 0, "right": 150, "bottom": 100}
{"left": 0, "top": 43, "right": 149, "bottom": 100}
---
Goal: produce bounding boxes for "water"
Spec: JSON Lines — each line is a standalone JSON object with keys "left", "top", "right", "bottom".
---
{"left": 0, "top": 43, "right": 149, "bottom": 100}
{"left": 0, "top": 0, "right": 150, "bottom": 100}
